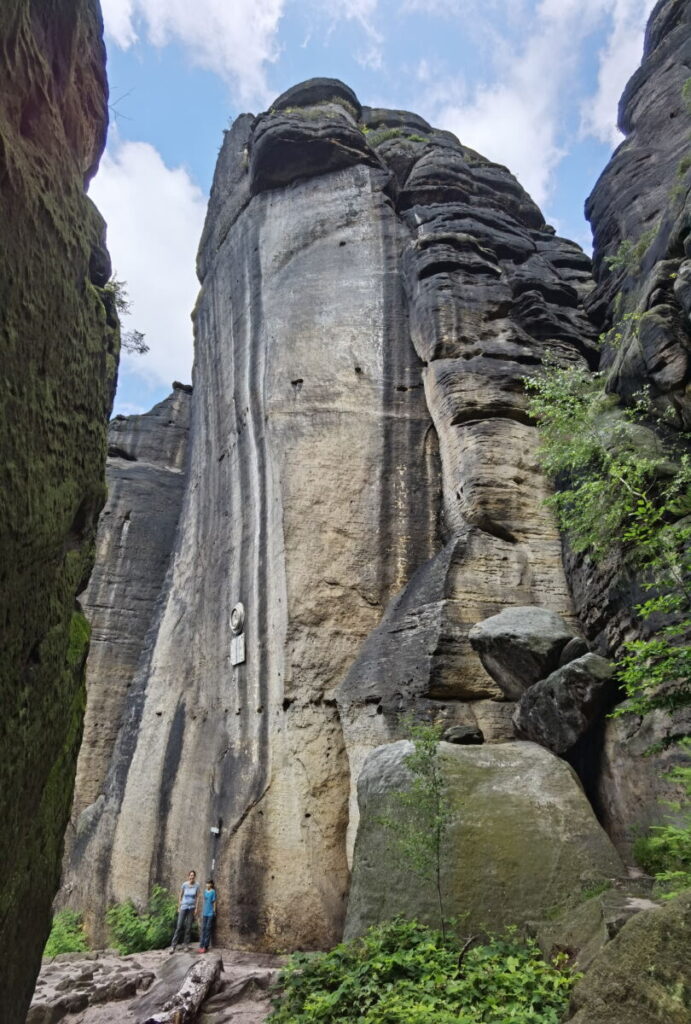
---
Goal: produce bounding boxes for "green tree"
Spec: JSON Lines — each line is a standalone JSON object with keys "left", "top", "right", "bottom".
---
{"left": 380, "top": 716, "right": 451, "bottom": 936}
{"left": 103, "top": 276, "right": 150, "bottom": 355}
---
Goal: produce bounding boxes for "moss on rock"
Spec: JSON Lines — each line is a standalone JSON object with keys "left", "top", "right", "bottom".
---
{"left": 0, "top": 2, "right": 115, "bottom": 1020}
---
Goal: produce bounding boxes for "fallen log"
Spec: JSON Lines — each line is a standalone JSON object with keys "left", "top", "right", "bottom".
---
{"left": 140, "top": 953, "right": 223, "bottom": 1024}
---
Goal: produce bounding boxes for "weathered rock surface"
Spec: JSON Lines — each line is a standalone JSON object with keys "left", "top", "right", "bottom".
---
{"left": 571, "top": 0, "right": 691, "bottom": 851}
{"left": 513, "top": 653, "right": 615, "bottom": 754}
{"left": 532, "top": 886, "right": 657, "bottom": 970}
{"left": 566, "top": 892, "right": 691, "bottom": 1023}
{"left": 62, "top": 75, "right": 597, "bottom": 949}
{"left": 468, "top": 606, "right": 578, "bottom": 699}
{"left": 59, "top": 388, "right": 191, "bottom": 931}
{"left": 0, "top": 1, "right": 115, "bottom": 1020}
{"left": 28, "top": 948, "right": 283, "bottom": 1024}
{"left": 344, "top": 740, "right": 625, "bottom": 939}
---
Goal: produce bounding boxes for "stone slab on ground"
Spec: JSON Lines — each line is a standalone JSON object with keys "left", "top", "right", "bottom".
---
{"left": 29, "top": 948, "right": 285, "bottom": 1024}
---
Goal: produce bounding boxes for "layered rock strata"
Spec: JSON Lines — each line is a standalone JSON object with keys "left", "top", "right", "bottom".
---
{"left": 0, "top": 1, "right": 114, "bottom": 1019}
{"left": 63, "top": 78, "right": 597, "bottom": 949}
{"left": 573, "top": 0, "right": 691, "bottom": 851}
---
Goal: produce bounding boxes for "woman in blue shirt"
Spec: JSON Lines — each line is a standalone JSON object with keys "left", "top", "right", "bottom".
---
{"left": 198, "top": 879, "right": 217, "bottom": 952}
{"left": 170, "top": 870, "right": 200, "bottom": 951}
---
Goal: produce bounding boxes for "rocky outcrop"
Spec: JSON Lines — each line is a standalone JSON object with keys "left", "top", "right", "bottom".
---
{"left": 513, "top": 653, "right": 615, "bottom": 754}
{"left": 61, "top": 75, "right": 601, "bottom": 951}
{"left": 571, "top": 0, "right": 691, "bottom": 853}
{"left": 0, "top": 1, "right": 114, "bottom": 1020}
{"left": 29, "top": 948, "right": 283, "bottom": 1024}
{"left": 468, "top": 606, "right": 579, "bottom": 699}
{"left": 566, "top": 892, "right": 691, "bottom": 1024}
{"left": 59, "top": 387, "right": 191, "bottom": 927}
{"left": 344, "top": 740, "right": 625, "bottom": 939}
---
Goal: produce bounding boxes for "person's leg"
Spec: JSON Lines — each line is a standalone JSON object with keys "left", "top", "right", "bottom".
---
{"left": 171, "top": 907, "right": 186, "bottom": 948}
{"left": 183, "top": 908, "right": 193, "bottom": 945}
{"left": 200, "top": 916, "right": 211, "bottom": 949}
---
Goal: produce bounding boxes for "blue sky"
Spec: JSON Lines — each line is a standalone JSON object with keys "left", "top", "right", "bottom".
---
{"left": 94, "top": 0, "right": 656, "bottom": 416}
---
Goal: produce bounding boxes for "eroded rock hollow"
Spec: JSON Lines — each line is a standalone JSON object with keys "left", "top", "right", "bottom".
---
{"left": 60, "top": 73, "right": 615, "bottom": 952}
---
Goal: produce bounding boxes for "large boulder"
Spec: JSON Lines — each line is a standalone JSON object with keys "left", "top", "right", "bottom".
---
{"left": 513, "top": 653, "right": 615, "bottom": 754}
{"left": 468, "top": 606, "right": 577, "bottom": 699}
{"left": 344, "top": 740, "right": 624, "bottom": 939}
{"left": 566, "top": 893, "right": 691, "bottom": 1023}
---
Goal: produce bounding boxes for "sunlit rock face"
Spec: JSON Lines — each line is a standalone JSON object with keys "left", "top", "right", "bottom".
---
{"left": 0, "top": 1, "right": 114, "bottom": 1019}
{"left": 62, "top": 77, "right": 596, "bottom": 949}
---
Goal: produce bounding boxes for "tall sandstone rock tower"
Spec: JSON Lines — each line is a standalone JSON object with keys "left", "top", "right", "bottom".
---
{"left": 0, "top": 1, "right": 115, "bottom": 1020}
{"left": 62, "top": 76, "right": 603, "bottom": 950}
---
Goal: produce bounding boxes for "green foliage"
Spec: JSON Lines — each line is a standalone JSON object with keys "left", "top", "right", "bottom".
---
{"left": 380, "top": 717, "right": 451, "bottom": 935}
{"left": 103, "top": 277, "right": 149, "bottom": 355}
{"left": 44, "top": 910, "right": 89, "bottom": 958}
{"left": 106, "top": 885, "right": 177, "bottom": 954}
{"left": 633, "top": 740, "right": 691, "bottom": 898}
{"left": 597, "top": 309, "right": 642, "bottom": 350}
{"left": 683, "top": 78, "right": 691, "bottom": 115}
{"left": 366, "top": 126, "right": 405, "bottom": 146}
{"left": 268, "top": 918, "right": 578, "bottom": 1024}
{"left": 604, "top": 227, "right": 657, "bottom": 274}
{"left": 525, "top": 360, "right": 691, "bottom": 718}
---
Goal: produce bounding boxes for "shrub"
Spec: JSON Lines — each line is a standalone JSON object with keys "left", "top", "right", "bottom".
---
{"left": 633, "top": 741, "right": 691, "bottom": 898}
{"left": 106, "top": 885, "right": 177, "bottom": 954}
{"left": 268, "top": 918, "right": 577, "bottom": 1024}
{"left": 44, "top": 910, "right": 89, "bottom": 957}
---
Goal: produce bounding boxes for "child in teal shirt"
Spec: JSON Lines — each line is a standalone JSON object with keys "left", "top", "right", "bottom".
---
{"left": 198, "top": 879, "right": 216, "bottom": 952}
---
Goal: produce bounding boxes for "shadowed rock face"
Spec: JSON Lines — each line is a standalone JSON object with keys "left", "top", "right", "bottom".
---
{"left": 569, "top": 0, "right": 691, "bottom": 854}
{"left": 62, "top": 77, "right": 597, "bottom": 950}
{"left": 0, "top": 1, "right": 114, "bottom": 1019}
{"left": 59, "top": 388, "right": 191, "bottom": 934}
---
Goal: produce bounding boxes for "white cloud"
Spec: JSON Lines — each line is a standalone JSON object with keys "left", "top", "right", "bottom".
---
{"left": 101, "top": 0, "right": 285, "bottom": 103}
{"left": 412, "top": 0, "right": 655, "bottom": 208}
{"left": 581, "top": 0, "right": 655, "bottom": 144}
{"left": 90, "top": 137, "right": 206, "bottom": 390}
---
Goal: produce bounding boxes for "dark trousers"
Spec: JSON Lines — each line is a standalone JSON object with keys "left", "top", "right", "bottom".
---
{"left": 200, "top": 914, "right": 214, "bottom": 949}
{"left": 172, "top": 907, "right": 194, "bottom": 947}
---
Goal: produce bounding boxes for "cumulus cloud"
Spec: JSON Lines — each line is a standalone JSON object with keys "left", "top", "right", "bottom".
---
{"left": 90, "top": 138, "right": 207, "bottom": 390}
{"left": 101, "top": 0, "right": 285, "bottom": 103}
{"left": 412, "top": 0, "right": 655, "bottom": 208}
{"left": 581, "top": 0, "right": 656, "bottom": 144}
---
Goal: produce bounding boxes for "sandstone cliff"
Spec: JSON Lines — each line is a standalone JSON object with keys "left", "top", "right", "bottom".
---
{"left": 62, "top": 75, "right": 607, "bottom": 951}
{"left": 569, "top": 0, "right": 691, "bottom": 853}
{"left": 0, "top": 1, "right": 114, "bottom": 1019}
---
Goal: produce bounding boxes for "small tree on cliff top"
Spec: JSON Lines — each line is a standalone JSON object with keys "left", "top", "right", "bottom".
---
{"left": 381, "top": 715, "right": 451, "bottom": 937}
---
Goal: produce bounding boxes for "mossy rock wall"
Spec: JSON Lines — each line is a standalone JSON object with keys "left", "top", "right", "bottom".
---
{"left": 0, "top": 2, "right": 115, "bottom": 1020}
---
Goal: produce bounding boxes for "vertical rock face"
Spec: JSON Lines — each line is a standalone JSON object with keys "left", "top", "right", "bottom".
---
{"left": 64, "top": 78, "right": 598, "bottom": 951}
{"left": 572, "top": 0, "right": 691, "bottom": 852}
{"left": 0, "top": 1, "right": 114, "bottom": 1019}
{"left": 60, "top": 386, "right": 191, "bottom": 926}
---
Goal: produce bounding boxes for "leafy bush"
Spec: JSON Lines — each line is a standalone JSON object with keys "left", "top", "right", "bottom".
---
{"left": 268, "top": 919, "right": 577, "bottom": 1024}
{"left": 106, "top": 885, "right": 177, "bottom": 954}
{"left": 44, "top": 910, "right": 89, "bottom": 957}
